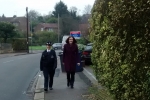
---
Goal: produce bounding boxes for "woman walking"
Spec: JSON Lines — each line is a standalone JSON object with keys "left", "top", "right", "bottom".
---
{"left": 63, "top": 36, "right": 80, "bottom": 89}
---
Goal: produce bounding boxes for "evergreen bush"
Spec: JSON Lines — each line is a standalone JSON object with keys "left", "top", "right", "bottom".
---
{"left": 90, "top": 0, "right": 150, "bottom": 99}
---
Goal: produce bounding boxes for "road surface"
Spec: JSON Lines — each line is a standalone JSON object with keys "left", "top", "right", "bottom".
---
{"left": 0, "top": 53, "right": 41, "bottom": 100}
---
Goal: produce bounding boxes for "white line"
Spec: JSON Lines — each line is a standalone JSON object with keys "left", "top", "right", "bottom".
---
{"left": 18, "top": 57, "right": 27, "bottom": 59}
{"left": 23, "top": 91, "right": 26, "bottom": 94}
{"left": 84, "top": 68, "right": 97, "bottom": 81}
{"left": 3, "top": 60, "right": 14, "bottom": 63}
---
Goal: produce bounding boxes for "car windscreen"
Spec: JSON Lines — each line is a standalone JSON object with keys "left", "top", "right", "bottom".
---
{"left": 85, "top": 46, "right": 92, "bottom": 50}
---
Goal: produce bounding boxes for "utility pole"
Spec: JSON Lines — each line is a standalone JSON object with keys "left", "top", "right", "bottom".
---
{"left": 58, "top": 13, "right": 60, "bottom": 43}
{"left": 30, "top": 17, "right": 33, "bottom": 53}
{"left": 26, "top": 7, "right": 29, "bottom": 53}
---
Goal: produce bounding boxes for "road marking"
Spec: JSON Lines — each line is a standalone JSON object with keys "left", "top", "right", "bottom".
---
{"left": 18, "top": 57, "right": 27, "bottom": 59}
{"left": 3, "top": 60, "right": 14, "bottom": 63}
{"left": 84, "top": 68, "right": 97, "bottom": 81}
{"left": 23, "top": 91, "right": 26, "bottom": 94}
{"left": 2, "top": 57, "right": 27, "bottom": 63}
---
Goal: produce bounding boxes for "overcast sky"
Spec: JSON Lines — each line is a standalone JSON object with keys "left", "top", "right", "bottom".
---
{"left": 0, "top": 0, "right": 95, "bottom": 17}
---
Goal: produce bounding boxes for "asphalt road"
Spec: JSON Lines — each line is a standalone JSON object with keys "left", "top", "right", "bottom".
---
{"left": 0, "top": 53, "right": 42, "bottom": 100}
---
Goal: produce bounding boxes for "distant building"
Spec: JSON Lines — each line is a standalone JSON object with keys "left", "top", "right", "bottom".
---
{"left": 34, "top": 23, "right": 58, "bottom": 33}
{"left": 0, "top": 15, "right": 29, "bottom": 33}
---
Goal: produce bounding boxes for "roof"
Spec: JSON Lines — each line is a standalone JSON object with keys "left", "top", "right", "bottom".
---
{"left": 0, "top": 16, "right": 26, "bottom": 23}
{"left": 40, "top": 23, "right": 58, "bottom": 28}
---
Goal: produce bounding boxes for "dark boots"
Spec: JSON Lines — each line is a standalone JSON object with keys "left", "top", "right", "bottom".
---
{"left": 67, "top": 79, "right": 74, "bottom": 88}
{"left": 67, "top": 72, "right": 75, "bottom": 88}
{"left": 70, "top": 81, "right": 74, "bottom": 89}
{"left": 67, "top": 79, "right": 70, "bottom": 87}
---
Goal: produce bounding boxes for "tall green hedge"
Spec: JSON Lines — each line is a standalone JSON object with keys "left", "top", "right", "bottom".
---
{"left": 90, "top": 0, "right": 150, "bottom": 99}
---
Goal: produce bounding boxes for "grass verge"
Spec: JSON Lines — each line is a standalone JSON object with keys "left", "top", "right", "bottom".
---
{"left": 83, "top": 85, "right": 113, "bottom": 100}
{"left": 29, "top": 46, "right": 46, "bottom": 50}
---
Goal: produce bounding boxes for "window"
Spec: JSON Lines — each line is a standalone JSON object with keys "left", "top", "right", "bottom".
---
{"left": 13, "top": 23, "right": 18, "bottom": 26}
{"left": 41, "top": 28, "right": 43, "bottom": 31}
{"left": 85, "top": 46, "right": 92, "bottom": 50}
{"left": 49, "top": 28, "right": 53, "bottom": 32}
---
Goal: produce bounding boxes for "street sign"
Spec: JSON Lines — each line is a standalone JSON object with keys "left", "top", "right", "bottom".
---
{"left": 70, "top": 31, "right": 81, "bottom": 39}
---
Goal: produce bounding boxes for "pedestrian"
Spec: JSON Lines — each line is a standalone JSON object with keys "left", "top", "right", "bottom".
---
{"left": 40, "top": 42, "right": 57, "bottom": 92}
{"left": 63, "top": 36, "right": 80, "bottom": 89}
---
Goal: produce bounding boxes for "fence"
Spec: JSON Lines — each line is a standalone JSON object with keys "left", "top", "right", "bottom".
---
{"left": 0, "top": 43, "right": 13, "bottom": 54}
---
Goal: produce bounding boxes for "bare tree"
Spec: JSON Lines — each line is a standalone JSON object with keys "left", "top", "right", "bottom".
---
{"left": 28, "top": 10, "right": 41, "bottom": 20}
{"left": 83, "top": 5, "right": 92, "bottom": 14}
{"left": 69, "top": 6, "right": 77, "bottom": 12}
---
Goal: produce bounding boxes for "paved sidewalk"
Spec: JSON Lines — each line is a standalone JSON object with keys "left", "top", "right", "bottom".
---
{"left": 45, "top": 71, "right": 88, "bottom": 100}
{"left": 34, "top": 56, "right": 89, "bottom": 100}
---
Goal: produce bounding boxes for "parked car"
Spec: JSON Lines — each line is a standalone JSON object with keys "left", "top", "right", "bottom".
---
{"left": 82, "top": 43, "right": 93, "bottom": 65}
{"left": 52, "top": 43, "right": 62, "bottom": 50}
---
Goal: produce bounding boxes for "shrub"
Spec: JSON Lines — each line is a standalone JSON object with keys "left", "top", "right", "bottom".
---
{"left": 12, "top": 38, "right": 27, "bottom": 51}
{"left": 90, "top": 0, "right": 150, "bottom": 99}
{"left": 76, "top": 37, "right": 89, "bottom": 45}
{"left": 33, "top": 31, "right": 58, "bottom": 45}
{"left": 77, "top": 44, "right": 85, "bottom": 51}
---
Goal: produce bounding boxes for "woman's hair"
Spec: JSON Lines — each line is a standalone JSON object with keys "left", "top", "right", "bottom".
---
{"left": 66, "top": 36, "right": 77, "bottom": 44}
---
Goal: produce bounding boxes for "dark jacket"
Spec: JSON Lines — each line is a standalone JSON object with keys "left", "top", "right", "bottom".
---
{"left": 63, "top": 44, "right": 79, "bottom": 72}
{"left": 40, "top": 49, "right": 57, "bottom": 71}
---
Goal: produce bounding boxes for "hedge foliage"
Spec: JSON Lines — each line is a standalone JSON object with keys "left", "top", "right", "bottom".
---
{"left": 32, "top": 31, "right": 57, "bottom": 45}
{"left": 12, "top": 38, "right": 27, "bottom": 51}
{"left": 90, "top": 0, "right": 150, "bottom": 99}
{"left": 76, "top": 37, "right": 89, "bottom": 45}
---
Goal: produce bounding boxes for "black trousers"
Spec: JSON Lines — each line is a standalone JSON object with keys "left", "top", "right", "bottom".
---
{"left": 43, "top": 69, "right": 55, "bottom": 89}
{"left": 67, "top": 72, "right": 75, "bottom": 85}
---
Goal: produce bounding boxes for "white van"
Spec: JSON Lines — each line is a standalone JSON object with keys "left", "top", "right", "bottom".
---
{"left": 62, "top": 35, "right": 69, "bottom": 50}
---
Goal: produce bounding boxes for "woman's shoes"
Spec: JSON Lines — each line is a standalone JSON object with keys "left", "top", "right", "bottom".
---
{"left": 71, "top": 85, "right": 74, "bottom": 89}
{"left": 44, "top": 88, "right": 48, "bottom": 92}
{"left": 67, "top": 81, "right": 70, "bottom": 87}
{"left": 70, "top": 82, "right": 74, "bottom": 89}
{"left": 49, "top": 87, "right": 53, "bottom": 90}
{"left": 67, "top": 80, "right": 74, "bottom": 89}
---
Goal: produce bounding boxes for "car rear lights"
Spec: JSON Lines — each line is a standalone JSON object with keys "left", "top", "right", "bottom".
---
{"left": 83, "top": 51, "right": 89, "bottom": 55}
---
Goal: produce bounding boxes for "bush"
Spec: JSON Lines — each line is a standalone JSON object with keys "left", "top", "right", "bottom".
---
{"left": 76, "top": 37, "right": 89, "bottom": 45}
{"left": 90, "top": 0, "right": 150, "bottom": 99}
{"left": 12, "top": 38, "right": 27, "bottom": 51}
{"left": 77, "top": 44, "right": 85, "bottom": 51}
{"left": 32, "top": 31, "right": 58, "bottom": 45}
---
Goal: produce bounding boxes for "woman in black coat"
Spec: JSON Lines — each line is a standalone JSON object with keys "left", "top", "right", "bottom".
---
{"left": 63, "top": 36, "right": 80, "bottom": 88}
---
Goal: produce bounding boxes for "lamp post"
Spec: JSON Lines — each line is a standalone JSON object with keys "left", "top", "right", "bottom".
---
{"left": 30, "top": 17, "right": 33, "bottom": 53}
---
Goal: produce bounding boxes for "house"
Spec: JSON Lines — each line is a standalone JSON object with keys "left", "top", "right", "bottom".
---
{"left": 0, "top": 15, "right": 29, "bottom": 33}
{"left": 34, "top": 23, "right": 58, "bottom": 33}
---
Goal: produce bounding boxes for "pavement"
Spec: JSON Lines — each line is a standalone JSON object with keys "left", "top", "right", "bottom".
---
{"left": 34, "top": 53, "right": 98, "bottom": 100}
